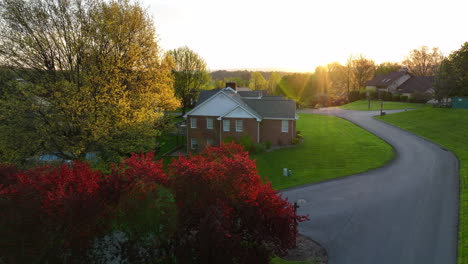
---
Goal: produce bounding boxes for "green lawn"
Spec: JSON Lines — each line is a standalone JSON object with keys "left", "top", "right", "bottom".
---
{"left": 339, "top": 100, "right": 428, "bottom": 111}
{"left": 378, "top": 108, "right": 468, "bottom": 264}
{"left": 254, "top": 113, "right": 394, "bottom": 190}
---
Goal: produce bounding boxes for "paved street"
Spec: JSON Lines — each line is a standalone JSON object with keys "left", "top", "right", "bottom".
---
{"left": 284, "top": 108, "right": 459, "bottom": 264}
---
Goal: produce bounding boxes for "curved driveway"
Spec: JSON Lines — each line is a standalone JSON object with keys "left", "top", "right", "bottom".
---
{"left": 283, "top": 108, "right": 459, "bottom": 264}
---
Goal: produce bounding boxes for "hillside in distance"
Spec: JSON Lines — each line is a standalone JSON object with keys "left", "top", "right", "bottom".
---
{"left": 210, "top": 70, "right": 291, "bottom": 82}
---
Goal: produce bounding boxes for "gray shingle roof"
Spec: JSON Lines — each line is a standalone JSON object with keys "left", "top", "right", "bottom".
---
{"left": 196, "top": 89, "right": 220, "bottom": 105}
{"left": 243, "top": 98, "right": 296, "bottom": 119}
{"left": 398, "top": 76, "right": 434, "bottom": 93}
{"left": 238, "top": 91, "right": 262, "bottom": 98}
{"left": 367, "top": 71, "right": 409, "bottom": 87}
{"left": 261, "top": 95, "right": 286, "bottom": 100}
{"left": 194, "top": 88, "right": 295, "bottom": 119}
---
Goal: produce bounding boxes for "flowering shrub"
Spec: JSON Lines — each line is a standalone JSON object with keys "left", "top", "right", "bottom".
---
{"left": 0, "top": 152, "right": 169, "bottom": 263}
{"left": 169, "top": 143, "right": 308, "bottom": 264}
{"left": 0, "top": 145, "right": 306, "bottom": 263}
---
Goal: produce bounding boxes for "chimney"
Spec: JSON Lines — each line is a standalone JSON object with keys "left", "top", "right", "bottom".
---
{"left": 226, "top": 82, "right": 237, "bottom": 91}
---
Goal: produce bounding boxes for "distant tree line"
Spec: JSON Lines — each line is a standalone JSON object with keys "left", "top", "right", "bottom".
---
{"left": 208, "top": 45, "right": 457, "bottom": 107}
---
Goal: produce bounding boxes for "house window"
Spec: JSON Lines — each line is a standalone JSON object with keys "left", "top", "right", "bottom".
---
{"left": 206, "top": 118, "right": 213, "bottom": 129}
{"left": 223, "top": 119, "right": 230, "bottom": 131}
{"left": 191, "top": 138, "right": 198, "bottom": 150}
{"left": 190, "top": 117, "right": 197, "bottom": 128}
{"left": 207, "top": 138, "right": 214, "bottom": 146}
{"left": 281, "top": 120, "right": 289, "bottom": 133}
{"left": 236, "top": 120, "right": 243, "bottom": 132}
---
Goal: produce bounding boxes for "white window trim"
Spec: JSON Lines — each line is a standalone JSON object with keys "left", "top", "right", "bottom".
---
{"left": 191, "top": 138, "right": 198, "bottom": 149}
{"left": 281, "top": 120, "right": 289, "bottom": 133}
{"left": 206, "top": 118, "right": 213, "bottom": 129}
{"left": 236, "top": 120, "right": 243, "bottom": 132}
{"left": 223, "top": 119, "right": 230, "bottom": 131}
{"left": 190, "top": 117, "right": 197, "bottom": 128}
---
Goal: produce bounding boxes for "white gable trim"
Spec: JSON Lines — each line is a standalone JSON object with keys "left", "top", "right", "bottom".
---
{"left": 184, "top": 89, "right": 239, "bottom": 118}
{"left": 224, "top": 87, "right": 237, "bottom": 93}
{"left": 218, "top": 105, "right": 262, "bottom": 121}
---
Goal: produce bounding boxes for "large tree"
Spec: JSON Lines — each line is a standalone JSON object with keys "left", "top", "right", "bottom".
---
{"left": 166, "top": 46, "right": 209, "bottom": 115}
{"left": 326, "top": 62, "right": 348, "bottom": 103}
{"left": 249, "top": 71, "right": 268, "bottom": 90}
{"left": 0, "top": 0, "right": 179, "bottom": 164}
{"left": 435, "top": 42, "right": 468, "bottom": 98}
{"left": 349, "top": 54, "right": 376, "bottom": 90}
{"left": 267, "top": 72, "right": 281, "bottom": 94}
{"left": 375, "top": 62, "right": 401, "bottom": 76}
{"left": 276, "top": 73, "right": 316, "bottom": 107}
{"left": 434, "top": 59, "right": 457, "bottom": 100}
{"left": 402, "top": 46, "right": 444, "bottom": 76}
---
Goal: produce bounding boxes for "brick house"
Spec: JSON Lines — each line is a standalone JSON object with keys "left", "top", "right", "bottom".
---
{"left": 184, "top": 83, "right": 298, "bottom": 153}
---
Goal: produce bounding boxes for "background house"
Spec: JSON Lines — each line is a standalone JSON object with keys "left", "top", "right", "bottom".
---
{"left": 184, "top": 82, "right": 297, "bottom": 153}
{"left": 366, "top": 69, "right": 434, "bottom": 98}
{"left": 366, "top": 70, "right": 411, "bottom": 93}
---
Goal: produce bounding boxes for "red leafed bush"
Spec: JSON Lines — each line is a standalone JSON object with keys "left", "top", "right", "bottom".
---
{"left": 0, "top": 152, "right": 168, "bottom": 263}
{"left": 1, "top": 146, "right": 306, "bottom": 263}
{"left": 0, "top": 162, "right": 106, "bottom": 262}
{"left": 169, "top": 143, "right": 308, "bottom": 264}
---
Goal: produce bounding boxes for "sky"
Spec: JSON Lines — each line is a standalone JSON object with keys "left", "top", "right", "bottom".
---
{"left": 145, "top": 0, "right": 468, "bottom": 72}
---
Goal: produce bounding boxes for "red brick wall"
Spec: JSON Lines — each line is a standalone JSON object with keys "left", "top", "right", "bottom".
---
{"left": 260, "top": 119, "right": 296, "bottom": 146}
{"left": 220, "top": 118, "right": 259, "bottom": 143}
{"left": 187, "top": 115, "right": 222, "bottom": 153}
{"left": 187, "top": 115, "right": 296, "bottom": 153}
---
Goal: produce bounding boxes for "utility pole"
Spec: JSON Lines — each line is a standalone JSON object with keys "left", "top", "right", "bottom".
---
{"left": 379, "top": 91, "right": 384, "bottom": 116}
{"left": 367, "top": 91, "right": 371, "bottom": 110}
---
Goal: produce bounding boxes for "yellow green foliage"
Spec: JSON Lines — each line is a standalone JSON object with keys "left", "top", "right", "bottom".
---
{"left": 0, "top": 0, "right": 179, "bottom": 164}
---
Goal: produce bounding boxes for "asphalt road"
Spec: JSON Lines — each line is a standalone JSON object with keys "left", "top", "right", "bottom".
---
{"left": 283, "top": 108, "right": 459, "bottom": 264}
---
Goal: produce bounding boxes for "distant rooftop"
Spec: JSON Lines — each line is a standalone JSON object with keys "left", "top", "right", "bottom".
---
{"left": 367, "top": 69, "right": 409, "bottom": 87}
{"left": 236, "top": 87, "right": 251, "bottom": 91}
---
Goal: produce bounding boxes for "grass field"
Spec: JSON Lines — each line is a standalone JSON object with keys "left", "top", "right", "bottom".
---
{"left": 254, "top": 113, "right": 394, "bottom": 190}
{"left": 379, "top": 108, "right": 468, "bottom": 264}
{"left": 339, "top": 100, "right": 428, "bottom": 111}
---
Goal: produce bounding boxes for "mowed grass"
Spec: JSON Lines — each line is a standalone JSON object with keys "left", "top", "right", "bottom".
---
{"left": 378, "top": 108, "right": 468, "bottom": 264}
{"left": 339, "top": 100, "right": 428, "bottom": 111}
{"left": 254, "top": 113, "right": 394, "bottom": 190}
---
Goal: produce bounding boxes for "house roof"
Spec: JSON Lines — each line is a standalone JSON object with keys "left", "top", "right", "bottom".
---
{"left": 196, "top": 89, "right": 221, "bottom": 105}
{"left": 398, "top": 76, "right": 434, "bottom": 93}
{"left": 218, "top": 105, "right": 262, "bottom": 121}
{"left": 367, "top": 71, "right": 409, "bottom": 87}
{"left": 192, "top": 88, "right": 295, "bottom": 120}
{"left": 262, "top": 95, "right": 286, "bottom": 100}
{"left": 236, "top": 87, "right": 251, "bottom": 91}
{"left": 243, "top": 98, "right": 296, "bottom": 119}
{"left": 237, "top": 90, "right": 262, "bottom": 98}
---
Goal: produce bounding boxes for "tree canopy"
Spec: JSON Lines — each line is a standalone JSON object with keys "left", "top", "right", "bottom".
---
{"left": 375, "top": 62, "right": 401, "bottom": 76}
{"left": 0, "top": 0, "right": 179, "bottom": 164}
{"left": 349, "top": 54, "right": 376, "bottom": 90}
{"left": 165, "top": 46, "right": 209, "bottom": 115}
{"left": 435, "top": 42, "right": 468, "bottom": 98}
{"left": 249, "top": 71, "right": 268, "bottom": 90}
{"left": 402, "top": 46, "right": 444, "bottom": 76}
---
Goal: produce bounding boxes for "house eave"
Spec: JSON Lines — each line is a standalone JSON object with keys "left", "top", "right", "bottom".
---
{"left": 183, "top": 89, "right": 240, "bottom": 118}
{"left": 262, "top": 117, "right": 297, "bottom": 120}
